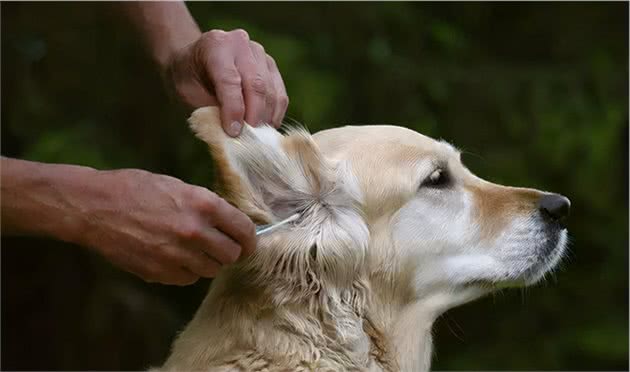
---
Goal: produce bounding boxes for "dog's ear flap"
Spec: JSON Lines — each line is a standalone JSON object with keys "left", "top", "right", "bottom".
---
{"left": 190, "top": 107, "right": 370, "bottom": 290}
{"left": 189, "top": 107, "right": 329, "bottom": 225}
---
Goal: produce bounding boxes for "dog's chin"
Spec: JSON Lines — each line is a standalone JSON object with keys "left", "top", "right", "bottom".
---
{"left": 522, "top": 227, "right": 568, "bottom": 285}
{"left": 468, "top": 228, "right": 568, "bottom": 290}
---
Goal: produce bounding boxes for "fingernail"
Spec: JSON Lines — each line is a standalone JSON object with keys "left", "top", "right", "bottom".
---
{"left": 229, "top": 121, "right": 242, "bottom": 137}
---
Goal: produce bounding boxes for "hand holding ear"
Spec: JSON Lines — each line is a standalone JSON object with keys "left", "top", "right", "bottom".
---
{"left": 77, "top": 169, "right": 256, "bottom": 285}
{"left": 163, "top": 29, "right": 289, "bottom": 136}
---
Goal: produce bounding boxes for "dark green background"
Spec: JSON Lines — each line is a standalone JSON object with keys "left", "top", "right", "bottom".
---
{"left": 1, "top": 2, "right": 628, "bottom": 370}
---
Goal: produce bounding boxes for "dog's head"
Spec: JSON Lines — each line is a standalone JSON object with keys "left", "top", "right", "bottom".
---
{"left": 190, "top": 107, "right": 569, "bottom": 313}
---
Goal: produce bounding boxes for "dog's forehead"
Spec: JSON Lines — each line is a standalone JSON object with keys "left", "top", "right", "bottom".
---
{"left": 314, "top": 125, "right": 456, "bottom": 162}
{"left": 313, "top": 125, "right": 461, "bottom": 216}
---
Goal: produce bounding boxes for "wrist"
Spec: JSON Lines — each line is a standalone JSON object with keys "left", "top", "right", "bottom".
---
{"left": 48, "top": 166, "right": 109, "bottom": 246}
{"left": 118, "top": 2, "right": 201, "bottom": 74}
{"left": 155, "top": 30, "right": 201, "bottom": 75}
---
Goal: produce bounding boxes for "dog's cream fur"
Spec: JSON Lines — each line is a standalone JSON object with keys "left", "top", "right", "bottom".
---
{"left": 159, "top": 107, "right": 568, "bottom": 371}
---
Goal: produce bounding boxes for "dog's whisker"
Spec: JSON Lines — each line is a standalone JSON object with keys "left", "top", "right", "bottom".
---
{"left": 443, "top": 313, "right": 466, "bottom": 342}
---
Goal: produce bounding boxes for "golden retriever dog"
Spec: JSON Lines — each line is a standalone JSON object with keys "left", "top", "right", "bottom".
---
{"left": 159, "top": 107, "right": 570, "bottom": 371}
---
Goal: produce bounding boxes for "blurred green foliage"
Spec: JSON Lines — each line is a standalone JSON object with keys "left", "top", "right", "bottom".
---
{"left": 1, "top": 2, "right": 628, "bottom": 370}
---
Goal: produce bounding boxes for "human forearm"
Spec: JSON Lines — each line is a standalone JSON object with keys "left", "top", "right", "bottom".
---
{"left": 118, "top": 1, "right": 201, "bottom": 70}
{"left": 1, "top": 156, "right": 255, "bottom": 284}
{"left": 1, "top": 157, "right": 99, "bottom": 242}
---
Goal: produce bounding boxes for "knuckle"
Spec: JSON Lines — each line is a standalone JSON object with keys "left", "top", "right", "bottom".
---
{"left": 177, "top": 222, "right": 203, "bottom": 241}
{"left": 266, "top": 92, "right": 278, "bottom": 106}
{"left": 189, "top": 187, "right": 218, "bottom": 210}
{"left": 233, "top": 211, "right": 255, "bottom": 235}
{"left": 204, "top": 29, "right": 228, "bottom": 44}
{"left": 250, "top": 41, "right": 265, "bottom": 54}
{"left": 218, "top": 92, "right": 245, "bottom": 116}
{"left": 230, "top": 29, "right": 250, "bottom": 41}
{"left": 223, "top": 244, "right": 242, "bottom": 264}
{"left": 227, "top": 101, "right": 246, "bottom": 119}
{"left": 233, "top": 218, "right": 255, "bottom": 251}
{"left": 217, "top": 67, "right": 242, "bottom": 87}
{"left": 201, "top": 193, "right": 221, "bottom": 214}
{"left": 265, "top": 54, "right": 276, "bottom": 67}
{"left": 246, "top": 76, "right": 267, "bottom": 96}
{"left": 187, "top": 185, "right": 208, "bottom": 199}
{"left": 279, "top": 95, "right": 289, "bottom": 109}
{"left": 188, "top": 186, "right": 217, "bottom": 208}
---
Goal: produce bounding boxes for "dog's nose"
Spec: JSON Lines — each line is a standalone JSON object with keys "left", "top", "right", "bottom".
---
{"left": 538, "top": 193, "right": 571, "bottom": 222}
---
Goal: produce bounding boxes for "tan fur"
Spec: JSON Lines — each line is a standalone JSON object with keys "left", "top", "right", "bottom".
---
{"left": 189, "top": 108, "right": 270, "bottom": 225}
{"left": 466, "top": 183, "right": 544, "bottom": 241}
{"left": 159, "top": 107, "right": 565, "bottom": 372}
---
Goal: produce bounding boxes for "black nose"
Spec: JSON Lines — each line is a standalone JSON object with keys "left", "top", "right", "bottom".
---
{"left": 538, "top": 193, "right": 571, "bottom": 222}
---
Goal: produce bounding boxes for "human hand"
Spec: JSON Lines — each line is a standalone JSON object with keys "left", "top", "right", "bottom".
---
{"left": 77, "top": 169, "right": 256, "bottom": 285}
{"left": 163, "top": 29, "right": 289, "bottom": 136}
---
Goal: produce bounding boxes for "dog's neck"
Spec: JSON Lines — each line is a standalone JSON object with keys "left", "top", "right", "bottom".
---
{"left": 361, "top": 220, "right": 489, "bottom": 372}
{"left": 162, "top": 243, "right": 481, "bottom": 371}
{"left": 163, "top": 274, "right": 448, "bottom": 371}
{"left": 368, "top": 283, "right": 486, "bottom": 371}
{"left": 364, "top": 281, "right": 434, "bottom": 371}
{"left": 163, "top": 267, "right": 381, "bottom": 370}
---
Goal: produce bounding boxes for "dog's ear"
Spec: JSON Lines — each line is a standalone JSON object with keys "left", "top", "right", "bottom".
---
{"left": 190, "top": 106, "right": 370, "bottom": 292}
{"left": 188, "top": 107, "right": 332, "bottom": 225}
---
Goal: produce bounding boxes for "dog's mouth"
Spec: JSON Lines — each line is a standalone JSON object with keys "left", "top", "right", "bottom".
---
{"left": 521, "top": 226, "right": 568, "bottom": 285}
{"left": 505, "top": 225, "right": 568, "bottom": 287}
{"left": 466, "top": 224, "right": 568, "bottom": 290}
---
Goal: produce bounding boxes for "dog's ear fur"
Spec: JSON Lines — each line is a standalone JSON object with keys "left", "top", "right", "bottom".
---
{"left": 189, "top": 107, "right": 369, "bottom": 286}
{"left": 189, "top": 106, "right": 332, "bottom": 224}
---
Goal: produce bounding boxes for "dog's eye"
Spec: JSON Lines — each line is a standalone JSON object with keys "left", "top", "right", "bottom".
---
{"left": 421, "top": 168, "right": 449, "bottom": 188}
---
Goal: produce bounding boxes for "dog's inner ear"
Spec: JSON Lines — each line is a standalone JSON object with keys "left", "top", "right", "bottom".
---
{"left": 188, "top": 107, "right": 331, "bottom": 224}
